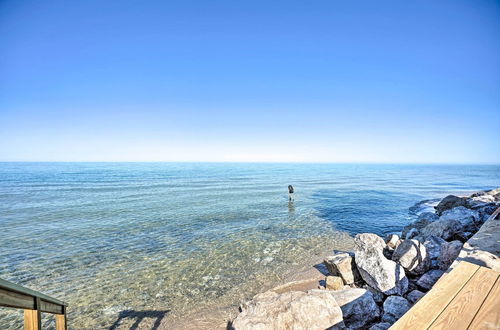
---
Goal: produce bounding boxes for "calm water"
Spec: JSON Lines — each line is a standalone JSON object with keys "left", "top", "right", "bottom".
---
{"left": 1, "top": 163, "right": 499, "bottom": 328}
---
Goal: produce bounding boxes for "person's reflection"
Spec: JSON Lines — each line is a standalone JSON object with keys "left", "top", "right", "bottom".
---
{"left": 288, "top": 200, "right": 295, "bottom": 214}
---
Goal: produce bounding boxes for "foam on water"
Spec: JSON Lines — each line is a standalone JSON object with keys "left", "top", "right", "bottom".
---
{"left": 0, "top": 163, "right": 499, "bottom": 328}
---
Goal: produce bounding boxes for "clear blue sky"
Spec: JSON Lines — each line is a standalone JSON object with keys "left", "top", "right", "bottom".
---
{"left": 1, "top": 0, "right": 499, "bottom": 163}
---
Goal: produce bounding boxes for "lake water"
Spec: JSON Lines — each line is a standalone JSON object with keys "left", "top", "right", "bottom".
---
{"left": 1, "top": 163, "right": 499, "bottom": 328}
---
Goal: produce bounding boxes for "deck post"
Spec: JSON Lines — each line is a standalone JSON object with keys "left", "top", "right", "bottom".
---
{"left": 24, "top": 307, "right": 41, "bottom": 330}
{"left": 56, "top": 306, "right": 67, "bottom": 330}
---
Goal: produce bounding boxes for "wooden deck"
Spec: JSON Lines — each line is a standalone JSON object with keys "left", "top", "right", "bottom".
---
{"left": 391, "top": 261, "right": 499, "bottom": 330}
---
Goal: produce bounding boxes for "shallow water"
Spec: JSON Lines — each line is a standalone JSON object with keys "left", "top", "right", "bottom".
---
{"left": 0, "top": 163, "right": 499, "bottom": 328}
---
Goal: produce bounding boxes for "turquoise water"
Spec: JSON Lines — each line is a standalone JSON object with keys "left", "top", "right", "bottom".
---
{"left": 1, "top": 163, "right": 499, "bottom": 328}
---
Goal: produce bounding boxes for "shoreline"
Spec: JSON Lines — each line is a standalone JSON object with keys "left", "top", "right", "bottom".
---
{"left": 168, "top": 235, "right": 355, "bottom": 329}
{"left": 230, "top": 188, "right": 500, "bottom": 329}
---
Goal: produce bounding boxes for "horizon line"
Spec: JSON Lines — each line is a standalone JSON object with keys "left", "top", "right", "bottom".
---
{"left": 1, "top": 160, "right": 499, "bottom": 166}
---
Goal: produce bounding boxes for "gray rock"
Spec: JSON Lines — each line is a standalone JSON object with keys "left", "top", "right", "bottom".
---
{"left": 392, "top": 239, "right": 430, "bottom": 275}
{"left": 438, "top": 240, "right": 463, "bottom": 270}
{"left": 328, "top": 288, "right": 380, "bottom": 329}
{"left": 416, "top": 269, "right": 445, "bottom": 291}
{"left": 381, "top": 296, "right": 411, "bottom": 324}
{"left": 369, "top": 322, "right": 392, "bottom": 330}
{"left": 435, "top": 195, "right": 468, "bottom": 215}
{"left": 323, "top": 253, "right": 361, "bottom": 285}
{"left": 232, "top": 290, "right": 344, "bottom": 329}
{"left": 423, "top": 236, "right": 446, "bottom": 268}
{"left": 420, "top": 219, "right": 461, "bottom": 240}
{"left": 354, "top": 233, "right": 408, "bottom": 295}
{"left": 440, "top": 206, "right": 480, "bottom": 232}
{"left": 406, "top": 290, "right": 425, "bottom": 304}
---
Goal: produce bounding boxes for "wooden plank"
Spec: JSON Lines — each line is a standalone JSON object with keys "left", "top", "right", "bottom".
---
{"left": 468, "top": 277, "right": 500, "bottom": 330}
{"left": 56, "top": 313, "right": 67, "bottom": 330}
{"left": 0, "top": 287, "right": 35, "bottom": 310}
{"left": 429, "top": 267, "right": 499, "bottom": 329}
{"left": 40, "top": 299, "right": 64, "bottom": 314}
{"left": 390, "top": 261, "right": 480, "bottom": 330}
{"left": 24, "top": 309, "right": 41, "bottom": 330}
{"left": 0, "top": 278, "right": 67, "bottom": 307}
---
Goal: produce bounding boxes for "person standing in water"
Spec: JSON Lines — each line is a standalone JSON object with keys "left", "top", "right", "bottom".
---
{"left": 288, "top": 185, "right": 294, "bottom": 201}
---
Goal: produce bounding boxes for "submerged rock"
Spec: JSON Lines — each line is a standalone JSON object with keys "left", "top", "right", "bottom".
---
{"left": 416, "top": 269, "right": 444, "bottom": 291}
{"left": 435, "top": 195, "right": 468, "bottom": 215}
{"left": 354, "top": 233, "right": 408, "bottom": 296}
{"left": 438, "top": 240, "right": 463, "bottom": 270}
{"left": 392, "top": 239, "right": 430, "bottom": 275}
{"left": 328, "top": 288, "right": 380, "bottom": 329}
{"left": 232, "top": 290, "right": 344, "bottom": 330}
{"left": 381, "top": 296, "right": 411, "bottom": 324}
{"left": 323, "top": 253, "right": 361, "bottom": 285}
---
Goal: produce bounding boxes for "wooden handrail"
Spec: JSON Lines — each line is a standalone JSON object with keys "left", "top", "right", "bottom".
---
{"left": 0, "top": 278, "right": 67, "bottom": 330}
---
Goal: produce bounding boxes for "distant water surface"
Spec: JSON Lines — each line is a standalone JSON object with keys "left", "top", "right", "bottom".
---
{"left": 0, "top": 163, "right": 499, "bottom": 328}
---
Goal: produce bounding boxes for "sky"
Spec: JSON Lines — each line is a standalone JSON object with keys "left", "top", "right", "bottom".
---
{"left": 0, "top": 0, "right": 499, "bottom": 163}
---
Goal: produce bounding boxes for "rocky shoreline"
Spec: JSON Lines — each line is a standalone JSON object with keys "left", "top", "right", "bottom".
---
{"left": 230, "top": 188, "right": 500, "bottom": 330}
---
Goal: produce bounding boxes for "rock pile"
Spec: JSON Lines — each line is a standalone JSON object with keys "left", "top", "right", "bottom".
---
{"left": 231, "top": 189, "right": 500, "bottom": 329}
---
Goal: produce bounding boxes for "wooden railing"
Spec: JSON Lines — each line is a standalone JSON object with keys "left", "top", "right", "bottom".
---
{"left": 0, "top": 278, "right": 67, "bottom": 330}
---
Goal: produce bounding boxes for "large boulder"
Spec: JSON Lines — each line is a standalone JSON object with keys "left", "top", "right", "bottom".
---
{"left": 416, "top": 269, "right": 444, "bottom": 291}
{"left": 392, "top": 239, "right": 430, "bottom": 275}
{"left": 423, "top": 236, "right": 446, "bottom": 268}
{"left": 381, "top": 296, "right": 411, "bottom": 324}
{"left": 435, "top": 195, "right": 468, "bottom": 215}
{"left": 401, "top": 212, "right": 438, "bottom": 239}
{"left": 439, "top": 206, "right": 480, "bottom": 232}
{"left": 354, "top": 233, "right": 408, "bottom": 295}
{"left": 231, "top": 290, "right": 344, "bottom": 329}
{"left": 328, "top": 288, "right": 380, "bottom": 329}
{"left": 323, "top": 253, "right": 361, "bottom": 285}
{"left": 420, "top": 219, "right": 461, "bottom": 240}
{"left": 438, "top": 240, "right": 463, "bottom": 270}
